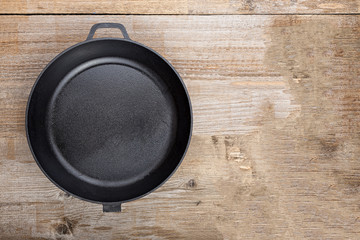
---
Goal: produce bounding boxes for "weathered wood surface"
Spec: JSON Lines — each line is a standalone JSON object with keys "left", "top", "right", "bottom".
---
{"left": 0, "top": 15, "right": 360, "bottom": 239}
{"left": 0, "top": 0, "right": 359, "bottom": 14}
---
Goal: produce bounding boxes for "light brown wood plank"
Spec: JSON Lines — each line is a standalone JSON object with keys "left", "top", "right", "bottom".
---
{"left": 0, "top": 0, "right": 359, "bottom": 14}
{"left": 0, "top": 15, "right": 360, "bottom": 239}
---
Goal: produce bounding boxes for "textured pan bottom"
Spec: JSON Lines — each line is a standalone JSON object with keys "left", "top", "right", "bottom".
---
{"left": 47, "top": 57, "right": 177, "bottom": 185}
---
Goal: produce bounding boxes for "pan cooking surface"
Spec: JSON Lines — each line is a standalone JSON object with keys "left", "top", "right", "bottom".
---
{"left": 47, "top": 58, "right": 177, "bottom": 185}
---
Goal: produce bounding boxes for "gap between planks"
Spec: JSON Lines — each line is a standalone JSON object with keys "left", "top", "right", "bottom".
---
{"left": 0, "top": 13, "right": 360, "bottom": 16}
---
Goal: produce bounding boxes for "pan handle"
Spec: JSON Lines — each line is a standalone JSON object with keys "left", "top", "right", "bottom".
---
{"left": 103, "top": 203, "right": 122, "bottom": 212}
{"left": 86, "top": 23, "right": 130, "bottom": 41}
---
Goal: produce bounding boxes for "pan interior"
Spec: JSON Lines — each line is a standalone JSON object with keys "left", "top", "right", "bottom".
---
{"left": 47, "top": 57, "right": 177, "bottom": 186}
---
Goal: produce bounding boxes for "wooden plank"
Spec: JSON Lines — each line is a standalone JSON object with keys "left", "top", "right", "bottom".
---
{"left": 0, "top": 0, "right": 359, "bottom": 14}
{"left": 0, "top": 15, "right": 360, "bottom": 239}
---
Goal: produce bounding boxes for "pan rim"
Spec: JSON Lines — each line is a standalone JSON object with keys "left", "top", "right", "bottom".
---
{"left": 25, "top": 37, "right": 193, "bottom": 205}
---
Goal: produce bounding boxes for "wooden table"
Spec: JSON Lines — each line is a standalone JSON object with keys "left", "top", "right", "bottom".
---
{"left": 0, "top": 1, "right": 359, "bottom": 239}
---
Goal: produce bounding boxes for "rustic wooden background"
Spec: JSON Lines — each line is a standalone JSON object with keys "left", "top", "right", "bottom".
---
{"left": 1, "top": 1, "right": 360, "bottom": 239}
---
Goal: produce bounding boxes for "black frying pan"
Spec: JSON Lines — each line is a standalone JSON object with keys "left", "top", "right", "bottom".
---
{"left": 26, "top": 23, "right": 192, "bottom": 212}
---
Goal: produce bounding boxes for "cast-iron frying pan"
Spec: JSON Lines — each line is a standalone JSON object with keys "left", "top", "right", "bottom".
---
{"left": 26, "top": 23, "right": 192, "bottom": 212}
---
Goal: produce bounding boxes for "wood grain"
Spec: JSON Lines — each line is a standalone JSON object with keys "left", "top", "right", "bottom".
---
{"left": 0, "top": 0, "right": 359, "bottom": 14}
{"left": 0, "top": 15, "right": 360, "bottom": 239}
